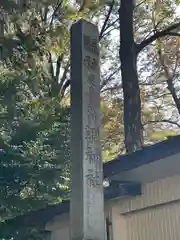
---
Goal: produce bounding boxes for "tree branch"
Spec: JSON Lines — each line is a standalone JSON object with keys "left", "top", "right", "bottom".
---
{"left": 141, "top": 16, "right": 167, "bottom": 43}
{"left": 100, "top": 68, "right": 120, "bottom": 90}
{"left": 99, "top": 0, "right": 115, "bottom": 41}
{"left": 156, "top": 39, "right": 180, "bottom": 115}
{"left": 50, "top": 0, "right": 63, "bottom": 27}
{"left": 43, "top": 6, "right": 49, "bottom": 23}
{"left": 168, "top": 32, "right": 180, "bottom": 37}
{"left": 55, "top": 55, "right": 63, "bottom": 82}
{"left": 48, "top": 52, "right": 54, "bottom": 79}
{"left": 101, "top": 23, "right": 119, "bottom": 39}
{"left": 100, "top": 84, "right": 122, "bottom": 93}
{"left": 59, "top": 61, "right": 70, "bottom": 96}
{"left": 137, "top": 22, "right": 180, "bottom": 53}
{"left": 143, "top": 120, "right": 180, "bottom": 128}
{"left": 135, "top": 0, "right": 147, "bottom": 8}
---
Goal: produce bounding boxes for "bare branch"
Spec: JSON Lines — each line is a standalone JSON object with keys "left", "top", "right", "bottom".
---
{"left": 50, "top": 0, "right": 63, "bottom": 27}
{"left": 59, "top": 61, "right": 70, "bottom": 95}
{"left": 101, "top": 17, "right": 119, "bottom": 38}
{"left": 48, "top": 52, "right": 54, "bottom": 78}
{"left": 138, "top": 22, "right": 180, "bottom": 53}
{"left": 100, "top": 67, "right": 120, "bottom": 90}
{"left": 135, "top": 0, "right": 147, "bottom": 8}
{"left": 61, "top": 62, "right": 70, "bottom": 84}
{"left": 143, "top": 120, "right": 180, "bottom": 128}
{"left": 101, "top": 22, "right": 119, "bottom": 39}
{"left": 55, "top": 55, "right": 63, "bottom": 81}
{"left": 140, "top": 16, "right": 167, "bottom": 43}
{"left": 100, "top": 84, "right": 122, "bottom": 93}
{"left": 168, "top": 32, "right": 180, "bottom": 37}
{"left": 40, "top": 8, "right": 44, "bottom": 22}
{"left": 40, "top": 6, "right": 49, "bottom": 23}
{"left": 61, "top": 79, "right": 70, "bottom": 97}
{"left": 106, "top": 18, "right": 119, "bottom": 30}
{"left": 140, "top": 81, "right": 167, "bottom": 86}
{"left": 99, "top": 0, "right": 115, "bottom": 41}
{"left": 156, "top": 40, "right": 180, "bottom": 114}
{"left": 43, "top": 6, "right": 49, "bottom": 23}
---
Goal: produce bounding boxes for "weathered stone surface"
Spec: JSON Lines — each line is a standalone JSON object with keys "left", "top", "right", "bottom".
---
{"left": 70, "top": 19, "right": 105, "bottom": 240}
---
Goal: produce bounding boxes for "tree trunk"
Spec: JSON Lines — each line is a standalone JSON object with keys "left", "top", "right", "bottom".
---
{"left": 157, "top": 47, "right": 180, "bottom": 115}
{"left": 167, "top": 79, "right": 180, "bottom": 115}
{"left": 119, "top": 0, "right": 143, "bottom": 154}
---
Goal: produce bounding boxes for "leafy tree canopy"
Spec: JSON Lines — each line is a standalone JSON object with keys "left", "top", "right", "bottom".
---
{"left": 1, "top": 0, "right": 180, "bottom": 239}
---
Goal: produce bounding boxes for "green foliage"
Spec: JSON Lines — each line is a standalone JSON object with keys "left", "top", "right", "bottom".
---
{"left": 1, "top": 0, "right": 180, "bottom": 238}
{"left": 0, "top": 65, "right": 70, "bottom": 238}
{"left": 101, "top": 97, "right": 124, "bottom": 160}
{"left": 151, "top": 130, "right": 180, "bottom": 141}
{"left": 0, "top": 1, "right": 73, "bottom": 237}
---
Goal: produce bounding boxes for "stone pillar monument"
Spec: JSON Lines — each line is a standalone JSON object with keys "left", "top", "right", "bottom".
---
{"left": 70, "top": 19, "right": 105, "bottom": 240}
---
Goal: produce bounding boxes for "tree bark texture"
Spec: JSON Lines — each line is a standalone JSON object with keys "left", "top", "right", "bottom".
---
{"left": 119, "top": 0, "right": 143, "bottom": 154}
{"left": 157, "top": 47, "right": 180, "bottom": 115}
{"left": 167, "top": 79, "right": 180, "bottom": 115}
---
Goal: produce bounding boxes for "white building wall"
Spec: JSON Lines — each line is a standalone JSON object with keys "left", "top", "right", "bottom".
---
{"left": 46, "top": 172, "right": 180, "bottom": 240}
{"left": 115, "top": 173, "right": 180, "bottom": 214}
{"left": 125, "top": 201, "right": 180, "bottom": 240}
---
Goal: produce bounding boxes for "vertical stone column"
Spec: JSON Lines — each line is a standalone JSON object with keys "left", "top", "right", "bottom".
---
{"left": 70, "top": 19, "right": 105, "bottom": 240}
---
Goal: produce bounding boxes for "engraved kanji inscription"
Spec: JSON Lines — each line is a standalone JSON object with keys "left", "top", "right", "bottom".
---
{"left": 88, "top": 85, "right": 99, "bottom": 107}
{"left": 85, "top": 146, "right": 100, "bottom": 164}
{"left": 83, "top": 35, "right": 99, "bottom": 56}
{"left": 85, "top": 126, "right": 99, "bottom": 146}
{"left": 88, "top": 105, "right": 97, "bottom": 123}
{"left": 86, "top": 169, "right": 101, "bottom": 188}
{"left": 84, "top": 56, "right": 97, "bottom": 71}
{"left": 87, "top": 74, "right": 96, "bottom": 88}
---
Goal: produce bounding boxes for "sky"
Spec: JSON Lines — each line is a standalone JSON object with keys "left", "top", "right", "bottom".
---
{"left": 176, "top": 5, "right": 180, "bottom": 16}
